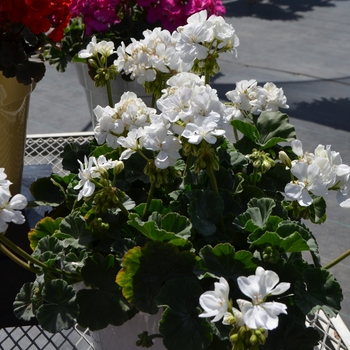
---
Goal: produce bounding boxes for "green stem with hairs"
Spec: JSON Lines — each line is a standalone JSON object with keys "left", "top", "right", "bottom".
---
{"left": 116, "top": 199, "right": 130, "bottom": 218}
{"left": 151, "top": 93, "right": 156, "bottom": 109}
{"left": 0, "top": 234, "right": 80, "bottom": 280}
{"left": 0, "top": 243, "right": 40, "bottom": 274}
{"left": 204, "top": 69, "right": 210, "bottom": 85}
{"left": 142, "top": 181, "right": 156, "bottom": 221}
{"left": 251, "top": 167, "right": 259, "bottom": 186}
{"left": 206, "top": 163, "right": 226, "bottom": 235}
{"left": 184, "top": 154, "right": 193, "bottom": 177}
{"left": 106, "top": 79, "right": 113, "bottom": 107}
{"left": 323, "top": 249, "right": 350, "bottom": 270}
{"left": 233, "top": 127, "right": 239, "bottom": 142}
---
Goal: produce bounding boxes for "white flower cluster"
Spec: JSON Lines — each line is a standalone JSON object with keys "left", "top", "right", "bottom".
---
{"left": 284, "top": 140, "right": 350, "bottom": 207}
{"left": 114, "top": 28, "right": 191, "bottom": 84}
{"left": 78, "top": 36, "right": 116, "bottom": 59}
{"left": 226, "top": 79, "right": 289, "bottom": 118}
{"left": 74, "top": 155, "right": 123, "bottom": 201}
{"left": 158, "top": 73, "right": 227, "bottom": 144}
{"left": 94, "top": 92, "right": 157, "bottom": 149}
{"left": 198, "top": 267, "right": 290, "bottom": 331}
{"left": 175, "top": 10, "right": 239, "bottom": 65}
{"left": 114, "top": 10, "right": 239, "bottom": 84}
{"left": 93, "top": 72, "right": 234, "bottom": 169}
{"left": 0, "top": 168, "right": 27, "bottom": 232}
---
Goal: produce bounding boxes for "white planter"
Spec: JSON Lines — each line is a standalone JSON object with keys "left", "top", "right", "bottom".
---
{"left": 90, "top": 310, "right": 166, "bottom": 350}
{"left": 74, "top": 63, "right": 152, "bottom": 127}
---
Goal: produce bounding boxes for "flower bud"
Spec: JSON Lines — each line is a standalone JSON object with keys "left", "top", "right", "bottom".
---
{"left": 279, "top": 151, "right": 292, "bottom": 169}
{"left": 113, "top": 161, "right": 124, "bottom": 176}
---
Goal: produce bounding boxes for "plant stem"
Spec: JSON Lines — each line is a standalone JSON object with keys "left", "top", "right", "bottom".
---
{"left": 106, "top": 80, "right": 113, "bottom": 107}
{"left": 323, "top": 249, "right": 350, "bottom": 270}
{"left": 251, "top": 167, "right": 259, "bottom": 186}
{"left": 0, "top": 234, "right": 80, "bottom": 279}
{"left": 204, "top": 70, "right": 210, "bottom": 85}
{"left": 184, "top": 154, "right": 193, "bottom": 177}
{"left": 206, "top": 163, "right": 226, "bottom": 235}
{"left": 0, "top": 243, "right": 40, "bottom": 274}
{"left": 142, "top": 181, "right": 156, "bottom": 220}
{"left": 206, "top": 163, "right": 219, "bottom": 193}
{"left": 116, "top": 199, "right": 130, "bottom": 218}
{"left": 151, "top": 93, "right": 156, "bottom": 109}
{"left": 233, "top": 127, "right": 239, "bottom": 142}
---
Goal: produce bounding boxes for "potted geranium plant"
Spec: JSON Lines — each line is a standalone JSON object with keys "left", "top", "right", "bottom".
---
{"left": 1, "top": 10, "right": 349, "bottom": 350}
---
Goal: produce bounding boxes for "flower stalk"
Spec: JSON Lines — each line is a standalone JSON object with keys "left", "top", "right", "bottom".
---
{"left": 323, "top": 249, "right": 350, "bottom": 270}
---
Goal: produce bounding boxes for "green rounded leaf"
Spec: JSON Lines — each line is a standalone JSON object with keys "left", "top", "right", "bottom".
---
{"left": 77, "top": 253, "right": 136, "bottom": 330}
{"left": 28, "top": 217, "right": 62, "bottom": 251}
{"left": 295, "top": 268, "right": 343, "bottom": 317}
{"left": 117, "top": 241, "right": 196, "bottom": 314}
{"left": 37, "top": 279, "right": 79, "bottom": 333}
{"left": 157, "top": 279, "right": 213, "bottom": 350}
{"left": 13, "top": 282, "right": 39, "bottom": 321}
{"left": 194, "top": 243, "right": 256, "bottom": 280}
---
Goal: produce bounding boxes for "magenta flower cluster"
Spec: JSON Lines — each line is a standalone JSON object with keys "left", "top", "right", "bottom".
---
{"left": 69, "top": 0, "right": 226, "bottom": 35}
{"left": 139, "top": 0, "right": 226, "bottom": 31}
{"left": 69, "top": 0, "right": 121, "bottom": 36}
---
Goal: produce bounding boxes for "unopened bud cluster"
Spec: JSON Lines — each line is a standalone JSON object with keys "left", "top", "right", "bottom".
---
{"left": 229, "top": 325, "right": 266, "bottom": 350}
{"left": 194, "top": 145, "right": 220, "bottom": 173}
{"left": 263, "top": 245, "right": 280, "bottom": 263}
{"left": 94, "top": 186, "right": 122, "bottom": 213}
{"left": 249, "top": 149, "right": 275, "bottom": 173}
{"left": 144, "top": 161, "right": 181, "bottom": 187}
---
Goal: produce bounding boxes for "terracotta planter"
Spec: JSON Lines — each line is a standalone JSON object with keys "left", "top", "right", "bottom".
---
{"left": 90, "top": 310, "right": 165, "bottom": 350}
{"left": 74, "top": 63, "right": 152, "bottom": 127}
{"left": 0, "top": 73, "right": 35, "bottom": 194}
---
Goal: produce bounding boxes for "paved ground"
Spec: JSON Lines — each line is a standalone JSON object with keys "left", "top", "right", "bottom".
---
{"left": 27, "top": 0, "right": 350, "bottom": 329}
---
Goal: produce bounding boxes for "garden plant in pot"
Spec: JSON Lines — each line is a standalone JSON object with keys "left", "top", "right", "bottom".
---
{"left": 1, "top": 10, "right": 350, "bottom": 350}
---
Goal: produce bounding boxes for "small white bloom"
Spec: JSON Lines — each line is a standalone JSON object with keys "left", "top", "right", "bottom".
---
{"left": 182, "top": 115, "right": 225, "bottom": 145}
{"left": 74, "top": 156, "right": 99, "bottom": 201}
{"left": 118, "top": 128, "right": 142, "bottom": 160}
{"left": 199, "top": 277, "right": 230, "bottom": 323}
{"left": 0, "top": 187, "right": 27, "bottom": 232}
{"left": 78, "top": 36, "right": 116, "bottom": 58}
{"left": 236, "top": 267, "right": 290, "bottom": 330}
{"left": 284, "top": 162, "right": 328, "bottom": 206}
{"left": 78, "top": 36, "right": 98, "bottom": 58}
{"left": 0, "top": 168, "right": 12, "bottom": 189}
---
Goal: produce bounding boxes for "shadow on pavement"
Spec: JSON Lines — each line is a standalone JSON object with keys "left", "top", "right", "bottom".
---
{"left": 224, "top": 0, "right": 341, "bottom": 21}
{"left": 289, "top": 97, "right": 350, "bottom": 132}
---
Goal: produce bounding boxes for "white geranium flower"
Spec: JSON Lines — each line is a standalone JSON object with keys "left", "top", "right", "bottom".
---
{"left": 0, "top": 168, "right": 12, "bottom": 189}
{"left": 199, "top": 277, "right": 230, "bottom": 322}
{"left": 175, "top": 11, "right": 213, "bottom": 63}
{"left": 182, "top": 115, "right": 225, "bottom": 145}
{"left": 263, "top": 82, "right": 289, "bottom": 111}
{"left": 226, "top": 80, "right": 258, "bottom": 112}
{"left": 78, "top": 36, "right": 98, "bottom": 58}
{"left": 284, "top": 162, "right": 328, "bottom": 206}
{"left": 74, "top": 156, "right": 99, "bottom": 201}
{"left": 142, "top": 125, "right": 182, "bottom": 169}
{"left": 0, "top": 187, "right": 27, "bottom": 232}
{"left": 118, "top": 128, "right": 142, "bottom": 160}
{"left": 78, "top": 36, "right": 115, "bottom": 58}
{"left": 236, "top": 267, "right": 290, "bottom": 330}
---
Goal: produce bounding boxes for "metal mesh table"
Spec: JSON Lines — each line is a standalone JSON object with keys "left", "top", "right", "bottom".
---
{"left": 1, "top": 132, "right": 350, "bottom": 350}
